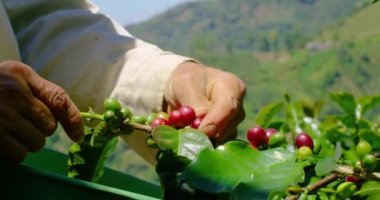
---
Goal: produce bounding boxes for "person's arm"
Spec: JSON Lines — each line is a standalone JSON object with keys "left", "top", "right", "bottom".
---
{"left": 4, "top": 0, "right": 193, "bottom": 113}
{"left": 4, "top": 0, "right": 246, "bottom": 164}
{"left": 3, "top": 0, "right": 196, "bottom": 163}
{"left": 0, "top": 60, "right": 83, "bottom": 163}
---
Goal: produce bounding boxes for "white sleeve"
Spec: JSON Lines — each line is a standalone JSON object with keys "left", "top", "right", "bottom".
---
{"left": 3, "top": 0, "right": 193, "bottom": 115}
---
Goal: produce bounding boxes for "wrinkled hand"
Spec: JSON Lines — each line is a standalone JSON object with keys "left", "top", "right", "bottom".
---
{"left": 164, "top": 61, "right": 246, "bottom": 145}
{"left": 0, "top": 61, "right": 83, "bottom": 163}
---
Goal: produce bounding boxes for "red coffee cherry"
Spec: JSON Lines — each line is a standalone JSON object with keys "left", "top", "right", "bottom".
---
{"left": 246, "top": 126, "right": 268, "bottom": 147}
{"left": 265, "top": 128, "right": 278, "bottom": 144}
{"left": 150, "top": 118, "right": 169, "bottom": 128}
{"left": 168, "top": 110, "right": 184, "bottom": 128}
{"left": 191, "top": 117, "right": 203, "bottom": 129}
{"left": 295, "top": 132, "right": 314, "bottom": 150}
{"left": 178, "top": 105, "right": 196, "bottom": 126}
{"left": 345, "top": 176, "right": 360, "bottom": 183}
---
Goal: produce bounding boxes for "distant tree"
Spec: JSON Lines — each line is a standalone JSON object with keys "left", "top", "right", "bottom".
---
{"left": 269, "top": 30, "right": 279, "bottom": 52}
{"left": 258, "top": 35, "right": 271, "bottom": 52}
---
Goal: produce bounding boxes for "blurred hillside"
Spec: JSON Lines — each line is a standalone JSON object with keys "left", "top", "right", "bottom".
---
{"left": 127, "top": 0, "right": 380, "bottom": 134}
{"left": 127, "top": 0, "right": 365, "bottom": 54}
{"left": 47, "top": 0, "right": 380, "bottom": 184}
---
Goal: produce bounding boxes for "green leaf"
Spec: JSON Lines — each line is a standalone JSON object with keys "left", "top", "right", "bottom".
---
{"left": 153, "top": 126, "right": 213, "bottom": 160}
{"left": 67, "top": 122, "right": 118, "bottom": 182}
{"left": 329, "top": 92, "right": 356, "bottom": 120}
{"left": 155, "top": 151, "right": 191, "bottom": 199}
{"left": 230, "top": 183, "right": 268, "bottom": 200}
{"left": 267, "top": 190, "right": 286, "bottom": 200}
{"left": 302, "top": 116, "right": 322, "bottom": 138}
{"left": 357, "top": 95, "right": 380, "bottom": 118}
{"left": 152, "top": 125, "right": 179, "bottom": 151}
{"left": 286, "top": 101, "right": 304, "bottom": 133}
{"left": 255, "top": 102, "right": 284, "bottom": 127}
{"left": 300, "top": 100, "right": 324, "bottom": 119}
{"left": 182, "top": 141, "right": 304, "bottom": 195}
{"left": 92, "top": 136, "right": 118, "bottom": 182}
{"left": 178, "top": 128, "right": 213, "bottom": 160}
{"left": 354, "top": 181, "right": 380, "bottom": 200}
{"left": 315, "top": 142, "right": 341, "bottom": 176}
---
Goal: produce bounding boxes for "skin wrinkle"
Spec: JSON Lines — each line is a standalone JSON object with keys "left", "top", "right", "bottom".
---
{"left": 0, "top": 106, "right": 44, "bottom": 152}
{"left": 19, "top": 102, "right": 57, "bottom": 136}
{"left": 0, "top": 61, "right": 84, "bottom": 163}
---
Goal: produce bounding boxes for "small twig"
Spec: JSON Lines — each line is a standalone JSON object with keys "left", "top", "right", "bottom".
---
{"left": 333, "top": 165, "right": 380, "bottom": 180}
{"left": 305, "top": 173, "right": 339, "bottom": 194}
{"left": 129, "top": 123, "right": 152, "bottom": 133}
{"left": 80, "top": 112, "right": 104, "bottom": 121}
{"left": 287, "top": 165, "right": 380, "bottom": 199}
{"left": 286, "top": 174, "right": 339, "bottom": 200}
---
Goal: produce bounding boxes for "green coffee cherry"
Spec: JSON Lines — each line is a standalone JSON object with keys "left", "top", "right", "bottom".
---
{"left": 103, "top": 98, "right": 122, "bottom": 112}
{"left": 336, "top": 182, "right": 357, "bottom": 199}
{"left": 268, "top": 132, "right": 286, "bottom": 147}
{"left": 297, "top": 146, "right": 313, "bottom": 159}
{"left": 356, "top": 140, "right": 372, "bottom": 158}
{"left": 146, "top": 136, "right": 158, "bottom": 148}
{"left": 146, "top": 113, "right": 158, "bottom": 125}
{"left": 104, "top": 110, "right": 118, "bottom": 125}
{"left": 131, "top": 115, "right": 147, "bottom": 124}
{"left": 120, "top": 107, "right": 132, "bottom": 120}
{"left": 362, "top": 154, "right": 377, "bottom": 172}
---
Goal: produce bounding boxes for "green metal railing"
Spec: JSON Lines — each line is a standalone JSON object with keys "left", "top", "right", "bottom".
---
{"left": 1, "top": 148, "right": 161, "bottom": 200}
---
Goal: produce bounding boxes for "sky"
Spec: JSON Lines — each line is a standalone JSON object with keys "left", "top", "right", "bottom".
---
{"left": 90, "top": 0, "right": 196, "bottom": 26}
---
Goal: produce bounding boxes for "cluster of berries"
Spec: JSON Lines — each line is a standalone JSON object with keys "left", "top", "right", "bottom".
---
{"left": 144, "top": 105, "right": 202, "bottom": 129}
{"left": 246, "top": 126, "right": 286, "bottom": 149}
{"left": 245, "top": 125, "right": 316, "bottom": 159}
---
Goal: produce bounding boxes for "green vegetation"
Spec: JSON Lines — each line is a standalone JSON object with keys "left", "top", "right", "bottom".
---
{"left": 46, "top": 0, "right": 380, "bottom": 184}
{"left": 128, "top": 0, "right": 380, "bottom": 138}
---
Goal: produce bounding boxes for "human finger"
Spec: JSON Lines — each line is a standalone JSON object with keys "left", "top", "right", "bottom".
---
{"left": 19, "top": 96, "right": 57, "bottom": 137}
{"left": 199, "top": 72, "right": 246, "bottom": 138}
{"left": 22, "top": 66, "right": 84, "bottom": 143}
{"left": 0, "top": 108, "right": 45, "bottom": 152}
{"left": 0, "top": 130, "right": 28, "bottom": 163}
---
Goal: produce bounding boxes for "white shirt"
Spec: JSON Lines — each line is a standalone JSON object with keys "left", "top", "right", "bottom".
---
{"left": 0, "top": 0, "right": 193, "bottom": 163}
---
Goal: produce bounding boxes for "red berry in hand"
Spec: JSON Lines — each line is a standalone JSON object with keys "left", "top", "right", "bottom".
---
{"left": 191, "top": 117, "right": 203, "bottom": 129}
{"left": 246, "top": 126, "right": 268, "bottom": 146}
{"left": 168, "top": 110, "right": 184, "bottom": 128}
{"left": 150, "top": 118, "right": 169, "bottom": 128}
{"left": 178, "top": 105, "right": 196, "bottom": 126}
{"left": 295, "top": 132, "right": 314, "bottom": 150}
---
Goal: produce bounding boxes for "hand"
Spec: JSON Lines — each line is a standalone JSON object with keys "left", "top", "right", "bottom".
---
{"left": 164, "top": 61, "right": 246, "bottom": 145}
{"left": 0, "top": 61, "right": 84, "bottom": 163}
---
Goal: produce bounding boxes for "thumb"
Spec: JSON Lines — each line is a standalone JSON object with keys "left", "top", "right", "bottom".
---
{"left": 22, "top": 65, "right": 84, "bottom": 143}
{"left": 198, "top": 100, "right": 233, "bottom": 138}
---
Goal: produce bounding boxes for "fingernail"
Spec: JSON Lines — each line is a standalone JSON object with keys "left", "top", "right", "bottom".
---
{"left": 200, "top": 124, "right": 217, "bottom": 138}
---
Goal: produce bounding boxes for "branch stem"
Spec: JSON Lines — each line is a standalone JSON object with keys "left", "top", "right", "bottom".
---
{"left": 333, "top": 165, "right": 380, "bottom": 180}
{"left": 305, "top": 173, "right": 339, "bottom": 194}
{"left": 80, "top": 112, "right": 104, "bottom": 121}
{"left": 129, "top": 123, "right": 152, "bottom": 133}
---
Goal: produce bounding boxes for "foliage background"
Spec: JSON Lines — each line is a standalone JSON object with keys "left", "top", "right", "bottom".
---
{"left": 46, "top": 0, "right": 380, "bottom": 184}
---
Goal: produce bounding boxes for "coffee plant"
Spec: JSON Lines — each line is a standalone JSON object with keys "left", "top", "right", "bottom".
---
{"left": 67, "top": 92, "right": 380, "bottom": 199}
